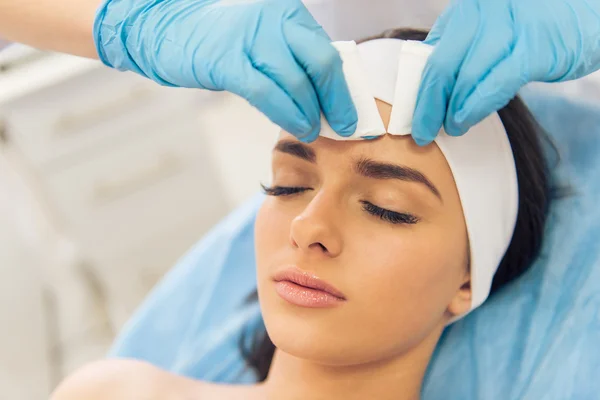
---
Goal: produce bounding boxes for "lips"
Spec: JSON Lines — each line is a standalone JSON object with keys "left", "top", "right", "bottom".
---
{"left": 272, "top": 266, "right": 346, "bottom": 308}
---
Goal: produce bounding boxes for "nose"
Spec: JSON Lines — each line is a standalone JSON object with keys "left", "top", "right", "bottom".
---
{"left": 289, "top": 194, "right": 343, "bottom": 258}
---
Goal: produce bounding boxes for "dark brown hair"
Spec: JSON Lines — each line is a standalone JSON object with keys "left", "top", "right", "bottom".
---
{"left": 241, "top": 28, "right": 552, "bottom": 382}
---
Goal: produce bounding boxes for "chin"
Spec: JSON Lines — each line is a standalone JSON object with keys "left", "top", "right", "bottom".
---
{"left": 261, "top": 301, "right": 381, "bottom": 367}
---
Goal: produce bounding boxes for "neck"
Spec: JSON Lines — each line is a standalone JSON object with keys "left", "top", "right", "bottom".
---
{"left": 262, "top": 328, "right": 441, "bottom": 400}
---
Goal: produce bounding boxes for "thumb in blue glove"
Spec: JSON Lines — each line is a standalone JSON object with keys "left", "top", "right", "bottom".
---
{"left": 412, "top": 0, "right": 600, "bottom": 145}
{"left": 94, "top": 0, "right": 358, "bottom": 143}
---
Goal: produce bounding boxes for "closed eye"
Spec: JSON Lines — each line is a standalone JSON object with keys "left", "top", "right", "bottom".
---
{"left": 261, "top": 184, "right": 312, "bottom": 197}
{"left": 262, "top": 185, "right": 419, "bottom": 225}
{"left": 360, "top": 201, "right": 420, "bottom": 225}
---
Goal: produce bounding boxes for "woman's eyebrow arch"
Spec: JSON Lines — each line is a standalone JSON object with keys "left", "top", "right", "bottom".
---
{"left": 355, "top": 157, "right": 442, "bottom": 201}
{"left": 273, "top": 140, "right": 316, "bottom": 163}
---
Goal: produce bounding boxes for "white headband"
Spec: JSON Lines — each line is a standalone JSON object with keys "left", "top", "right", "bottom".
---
{"left": 320, "top": 39, "right": 519, "bottom": 317}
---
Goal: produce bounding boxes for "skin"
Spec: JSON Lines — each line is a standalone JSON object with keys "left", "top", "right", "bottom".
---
{"left": 50, "top": 100, "right": 472, "bottom": 400}
{"left": 0, "top": 0, "right": 99, "bottom": 57}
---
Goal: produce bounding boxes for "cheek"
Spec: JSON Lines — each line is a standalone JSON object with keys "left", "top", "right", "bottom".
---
{"left": 344, "top": 222, "right": 468, "bottom": 349}
{"left": 382, "top": 230, "right": 465, "bottom": 297}
{"left": 254, "top": 198, "right": 295, "bottom": 279}
{"left": 349, "top": 222, "right": 467, "bottom": 296}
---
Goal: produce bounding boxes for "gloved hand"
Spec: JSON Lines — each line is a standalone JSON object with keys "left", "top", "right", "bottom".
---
{"left": 412, "top": 0, "right": 600, "bottom": 145}
{"left": 93, "top": 0, "right": 357, "bottom": 143}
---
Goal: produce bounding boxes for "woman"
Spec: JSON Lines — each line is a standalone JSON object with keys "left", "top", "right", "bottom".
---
{"left": 51, "top": 29, "right": 551, "bottom": 400}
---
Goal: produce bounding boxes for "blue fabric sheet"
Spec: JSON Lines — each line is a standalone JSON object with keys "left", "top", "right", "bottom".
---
{"left": 111, "top": 89, "right": 600, "bottom": 399}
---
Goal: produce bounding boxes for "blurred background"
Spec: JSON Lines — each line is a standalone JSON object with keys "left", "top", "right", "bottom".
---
{"left": 0, "top": 43, "right": 281, "bottom": 399}
{"left": 1, "top": 1, "right": 599, "bottom": 398}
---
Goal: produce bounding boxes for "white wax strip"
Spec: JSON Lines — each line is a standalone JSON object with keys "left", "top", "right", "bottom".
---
{"left": 387, "top": 41, "right": 433, "bottom": 135}
{"left": 318, "top": 41, "right": 386, "bottom": 141}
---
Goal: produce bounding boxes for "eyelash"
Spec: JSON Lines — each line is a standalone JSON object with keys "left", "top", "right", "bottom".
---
{"left": 261, "top": 184, "right": 312, "bottom": 197}
{"left": 360, "top": 201, "right": 420, "bottom": 225}
{"left": 261, "top": 185, "right": 420, "bottom": 225}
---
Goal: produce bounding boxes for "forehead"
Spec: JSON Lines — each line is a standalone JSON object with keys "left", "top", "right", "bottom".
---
{"left": 277, "top": 100, "right": 444, "bottom": 170}
{"left": 277, "top": 131, "right": 450, "bottom": 179}
{"left": 274, "top": 99, "right": 459, "bottom": 204}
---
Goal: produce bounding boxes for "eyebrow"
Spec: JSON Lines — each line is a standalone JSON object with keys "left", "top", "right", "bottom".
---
{"left": 274, "top": 140, "right": 316, "bottom": 163}
{"left": 273, "top": 140, "right": 441, "bottom": 201}
{"left": 355, "top": 158, "right": 442, "bottom": 200}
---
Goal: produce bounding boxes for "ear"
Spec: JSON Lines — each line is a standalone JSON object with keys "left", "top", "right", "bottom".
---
{"left": 446, "top": 272, "right": 472, "bottom": 317}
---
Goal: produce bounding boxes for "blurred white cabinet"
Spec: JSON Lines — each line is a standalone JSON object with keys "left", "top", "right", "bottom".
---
{"left": 0, "top": 52, "right": 233, "bottom": 387}
{"left": 0, "top": 224, "right": 50, "bottom": 400}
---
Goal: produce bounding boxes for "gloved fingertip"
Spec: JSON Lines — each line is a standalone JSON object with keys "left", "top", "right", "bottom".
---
{"left": 286, "top": 118, "right": 314, "bottom": 142}
{"left": 411, "top": 123, "right": 435, "bottom": 146}
{"left": 455, "top": 103, "right": 485, "bottom": 133}
{"left": 444, "top": 123, "right": 466, "bottom": 137}
{"left": 334, "top": 118, "right": 358, "bottom": 137}
{"left": 297, "top": 124, "right": 321, "bottom": 143}
{"left": 412, "top": 136, "right": 432, "bottom": 147}
{"left": 325, "top": 99, "right": 358, "bottom": 137}
{"left": 299, "top": 116, "right": 314, "bottom": 132}
{"left": 455, "top": 108, "right": 468, "bottom": 125}
{"left": 411, "top": 111, "right": 440, "bottom": 146}
{"left": 298, "top": 133, "right": 317, "bottom": 144}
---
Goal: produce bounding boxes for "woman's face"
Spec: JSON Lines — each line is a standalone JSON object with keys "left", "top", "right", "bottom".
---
{"left": 255, "top": 100, "right": 472, "bottom": 366}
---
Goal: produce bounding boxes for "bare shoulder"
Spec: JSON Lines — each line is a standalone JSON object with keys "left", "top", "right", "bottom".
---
{"left": 49, "top": 359, "right": 178, "bottom": 400}
{"left": 50, "top": 358, "right": 265, "bottom": 400}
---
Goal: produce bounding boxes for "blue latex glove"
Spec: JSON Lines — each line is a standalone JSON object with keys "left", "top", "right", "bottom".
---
{"left": 93, "top": 0, "right": 357, "bottom": 143}
{"left": 412, "top": 0, "right": 600, "bottom": 145}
